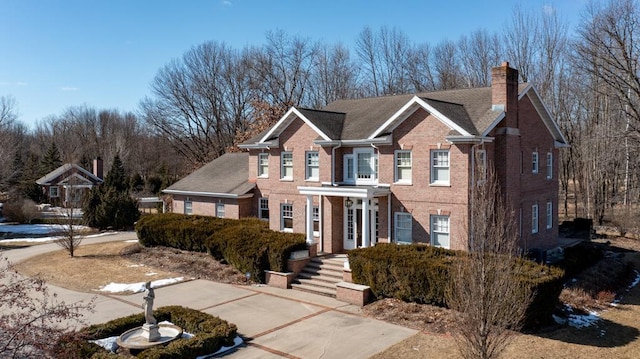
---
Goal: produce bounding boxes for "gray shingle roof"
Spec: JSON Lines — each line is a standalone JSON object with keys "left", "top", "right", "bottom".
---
{"left": 297, "top": 108, "right": 345, "bottom": 140}
{"left": 164, "top": 152, "right": 254, "bottom": 196}
{"left": 36, "top": 163, "right": 103, "bottom": 185}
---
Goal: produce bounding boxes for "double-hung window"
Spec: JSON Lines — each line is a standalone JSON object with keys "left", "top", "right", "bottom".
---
{"left": 281, "top": 204, "right": 293, "bottom": 232}
{"left": 431, "top": 215, "right": 450, "bottom": 248}
{"left": 431, "top": 150, "right": 450, "bottom": 185}
{"left": 305, "top": 151, "right": 319, "bottom": 181}
{"left": 216, "top": 202, "right": 225, "bottom": 218}
{"left": 532, "top": 204, "right": 539, "bottom": 234}
{"left": 259, "top": 198, "right": 269, "bottom": 221}
{"left": 546, "top": 202, "right": 553, "bottom": 229}
{"left": 258, "top": 153, "right": 269, "bottom": 178}
{"left": 395, "top": 150, "right": 412, "bottom": 184}
{"left": 546, "top": 152, "right": 553, "bottom": 179}
{"left": 395, "top": 212, "right": 412, "bottom": 244}
{"left": 343, "top": 154, "right": 355, "bottom": 183}
{"left": 281, "top": 152, "right": 293, "bottom": 180}
{"left": 532, "top": 152, "right": 539, "bottom": 174}
{"left": 184, "top": 197, "right": 193, "bottom": 215}
{"left": 50, "top": 186, "right": 59, "bottom": 198}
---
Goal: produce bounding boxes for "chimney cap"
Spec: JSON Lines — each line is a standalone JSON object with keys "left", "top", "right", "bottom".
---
{"left": 501, "top": 61, "right": 510, "bottom": 67}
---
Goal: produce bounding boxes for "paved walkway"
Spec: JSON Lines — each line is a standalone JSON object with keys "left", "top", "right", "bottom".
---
{"left": 1, "top": 232, "right": 417, "bottom": 358}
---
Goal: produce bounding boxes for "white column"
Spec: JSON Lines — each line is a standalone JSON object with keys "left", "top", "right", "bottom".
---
{"left": 305, "top": 195, "right": 314, "bottom": 244}
{"left": 362, "top": 198, "right": 370, "bottom": 247}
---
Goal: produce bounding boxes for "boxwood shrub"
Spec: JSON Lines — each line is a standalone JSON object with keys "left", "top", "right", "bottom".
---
{"left": 135, "top": 213, "right": 306, "bottom": 282}
{"left": 52, "top": 306, "right": 236, "bottom": 358}
{"left": 348, "top": 243, "right": 564, "bottom": 328}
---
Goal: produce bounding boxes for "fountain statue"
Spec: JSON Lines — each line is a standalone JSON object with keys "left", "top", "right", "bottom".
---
{"left": 116, "top": 281, "right": 183, "bottom": 350}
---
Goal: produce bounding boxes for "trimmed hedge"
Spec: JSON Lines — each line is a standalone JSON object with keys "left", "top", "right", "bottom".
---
{"left": 52, "top": 306, "right": 236, "bottom": 358}
{"left": 348, "top": 243, "right": 564, "bottom": 328}
{"left": 135, "top": 214, "right": 307, "bottom": 282}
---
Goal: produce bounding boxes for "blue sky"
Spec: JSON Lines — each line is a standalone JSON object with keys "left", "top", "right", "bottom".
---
{"left": 0, "top": 0, "right": 585, "bottom": 128}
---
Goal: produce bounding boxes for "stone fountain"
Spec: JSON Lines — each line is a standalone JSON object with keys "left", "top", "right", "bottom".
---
{"left": 116, "top": 281, "right": 183, "bottom": 350}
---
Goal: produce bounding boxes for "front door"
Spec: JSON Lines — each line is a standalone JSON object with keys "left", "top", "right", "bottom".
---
{"left": 344, "top": 199, "right": 378, "bottom": 250}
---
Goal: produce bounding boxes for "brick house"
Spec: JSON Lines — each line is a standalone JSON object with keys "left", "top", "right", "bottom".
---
{"left": 168, "top": 63, "right": 567, "bottom": 254}
{"left": 36, "top": 158, "right": 104, "bottom": 207}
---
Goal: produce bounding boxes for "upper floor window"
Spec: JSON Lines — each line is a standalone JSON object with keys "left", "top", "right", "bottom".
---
{"left": 345, "top": 149, "right": 378, "bottom": 185}
{"left": 476, "top": 149, "right": 487, "bottom": 182}
{"left": 281, "top": 152, "right": 293, "bottom": 180}
{"left": 216, "top": 202, "right": 225, "bottom": 218}
{"left": 394, "top": 150, "right": 412, "bottom": 184}
{"left": 395, "top": 212, "right": 412, "bottom": 244}
{"left": 431, "top": 215, "right": 450, "bottom": 248}
{"left": 305, "top": 151, "right": 319, "bottom": 181}
{"left": 546, "top": 152, "right": 553, "bottom": 179}
{"left": 431, "top": 150, "right": 450, "bottom": 185}
{"left": 281, "top": 203, "right": 293, "bottom": 232}
{"left": 49, "top": 186, "right": 59, "bottom": 198}
{"left": 259, "top": 198, "right": 269, "bottom": 221}
{"left": 258, "top": 153, "right": 269, "bottom": 178}
{"left": 532, "top": 204, "right": 539, "bottom": 234}
{"left": 546, "top": 202, "right": 553, "bottom": 229}
{"left": 184, "top": 197, "right": 193, "bottom": 215}
{"left": 532, "top": 152, "right": 539, "bottom": 174}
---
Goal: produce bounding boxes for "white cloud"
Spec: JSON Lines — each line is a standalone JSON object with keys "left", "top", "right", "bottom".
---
{"left": 15, "top": 81, "right": 28, "bottom": 86}
{"left": 60, "top": 86, "right": 79, "bottom": 91}
{"left": 222, "top": 0, "right": 232, "bottom": 6}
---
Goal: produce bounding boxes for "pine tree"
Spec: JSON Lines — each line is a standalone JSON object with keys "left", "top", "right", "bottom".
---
{"left": 103, "top": 154, "right": 128, "bottom": 192}
{"left": 40, "top": 142, "right": 62, "bottom": 175}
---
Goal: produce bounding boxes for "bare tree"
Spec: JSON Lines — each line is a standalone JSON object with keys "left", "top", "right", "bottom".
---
{"left": 432, "top": 39, "right": 463, "bottom": 89}
{"left": 56, "top": 179, "right": 83, "bottom": 257}
{"left": 446, "top": 165, "right": 532, "bottom": 359}
{"left": 458, "top": 30, "right": 503, "bottom": 87}
{"left": 308, "top": 43, "right": 359, "bottom": 108}
{"left": 0, "top": 257, "right": 94, "bottom": 357}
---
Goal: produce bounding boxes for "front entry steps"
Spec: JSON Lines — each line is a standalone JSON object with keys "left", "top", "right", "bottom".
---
{"left": 290, "top": 254, "right": 347, "bottom": 298}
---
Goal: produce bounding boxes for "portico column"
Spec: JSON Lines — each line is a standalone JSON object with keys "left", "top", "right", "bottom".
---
{"left": 362, "top": 198, "right": 370, "bottom": 247}
{"left": 305, "top": 195, "right": 314, "bottom": 244}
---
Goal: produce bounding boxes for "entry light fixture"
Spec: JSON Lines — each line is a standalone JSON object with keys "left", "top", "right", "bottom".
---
{"left": 345, "top": 197, "right": 353, "bottom": 208}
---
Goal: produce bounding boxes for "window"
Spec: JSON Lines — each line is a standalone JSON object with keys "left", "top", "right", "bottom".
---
{"left": 280, "top": 152, "right": 293, "bottom": 180}
{"left": 259, "top": 198, "right": 269, "bottom": 221}
{"left": 532, "top": 152, "right": 539, "bottom": 174}
{"left": 546, "top": 152, "right": 553, "bottom": 179}
{"left": 49, "top": 186, "right": 59, "bottom": 198}
{"left": 431, "top": 215, "right": 450, "bottom": 248}
{"left": 546, "top": 202, "right": 553, "bottom": 229}
{"left": 344, "top": 154, "right": 355, "bottom": 183}
{"left": 184, "top": 197, "right": 193, "bottom": 215}
{"left": 305, "top": 151, "right": 319, "bottom": 180}
{"left": 356, "top": 149, "right": 377, "bottom": 182}
{"left": 476, "top": 149, "right": 487, "bottom": 182}
{"left": 431, "top": 150, "right": 450, "bottom": 185}
{"left": 216, "top": 202, "right": 225, "bottom": 218}
{"left": 532, "top": 204, "right": 539, "bottom": 234}
{"left": 395, "top": 150, "right": 412, "bottom": 183}
{"left": 395, "top": 212, "right": 412, "bottom": 244}
{"left": 258, "top": 153, "right": 269, "bottom": 177}
{"left": 281, "top": 204, "right": 293, "bottom": 232}
{"left": 312, "top": 206, "right": 320, "bottom": 236}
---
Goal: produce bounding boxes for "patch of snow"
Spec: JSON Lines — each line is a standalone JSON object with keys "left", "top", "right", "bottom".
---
{"left": 127, "top": 264, "right": 145, "bottom": 268}
{"left": 0, "top": 231, "right": 116, "bottom": 243}
{"left": 196, "top": 336, "right": 243, "bottom": 358}
{"left": 145, "top": 272, "right": 157, "bottom": 276}
{"left": 97, "top": 277, "right": 185, "bottom": 293}
{"left": 89, "top": 336, "right": 119, "bottom": 353}
{"left": 0, "top": 223, "right": 90, "bottom": 235}
{"left": 566, "top": 308, "right": 600, "bottom": 329}
{"left": 628, "top": 270, "right": 640, "bottom": 290}
{"left": 124, "top": 239, "right": 139, "bottom": 243}
{"left": 552, "top": 314, "right": 567, "bottom": 325}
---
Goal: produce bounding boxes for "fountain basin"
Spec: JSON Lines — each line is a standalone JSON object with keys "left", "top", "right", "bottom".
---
{"left": 116, "top": 323, "right": 183, "bottom": 350}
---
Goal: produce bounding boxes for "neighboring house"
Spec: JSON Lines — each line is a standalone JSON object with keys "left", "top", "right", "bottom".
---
{"left": 169, "top": 63, "right": 568, "bottom": 255}
{"left": 36, "top": 158, "right": 104, "bottom": 207}
{"left": 164, "top": 152, "right": 255, "bottom": 218}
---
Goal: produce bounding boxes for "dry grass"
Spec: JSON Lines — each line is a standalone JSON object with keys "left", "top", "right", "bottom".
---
{"left": 13, "top": 242, "right": 189, "bottom": 294}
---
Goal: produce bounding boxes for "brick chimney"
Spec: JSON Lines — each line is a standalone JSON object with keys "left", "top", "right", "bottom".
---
{"left": 93, "top": 157, "right": 103, "bottom": 180}
{"left": 492, "top": 61, "right": 519, "bottom": 128}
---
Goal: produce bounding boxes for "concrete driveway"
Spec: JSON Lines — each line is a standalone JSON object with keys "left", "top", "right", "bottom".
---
{"left": 1, "top": 231, "right": 417, "bottom": 358}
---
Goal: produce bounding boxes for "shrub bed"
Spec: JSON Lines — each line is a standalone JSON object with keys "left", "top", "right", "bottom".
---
{"left": 135, "top": 214, "right": 306, "bottom": 282}
{"left": 52, "top": 306, "right": 237, "bottom": 358}
{"left": 348, "top": 243, "right": 564, "bottom": 328}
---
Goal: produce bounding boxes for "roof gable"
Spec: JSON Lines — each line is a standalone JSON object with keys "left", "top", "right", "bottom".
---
{"left": 258, "top": 107, "right": 338, "bottom": 144}
{"left": 36, "top": 163, "right": 103, "bottom": 185}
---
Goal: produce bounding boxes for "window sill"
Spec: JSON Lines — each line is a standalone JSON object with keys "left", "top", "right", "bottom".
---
{"left": 283, "top": 228, "right": 293, "bottom": 233}
{"left": 393, "top": 181, "right": 412, "bottom": 186}
{"left": 258, "top": 175, "right": 269, "bottom": 179}
{"left": 280, "top": 178, "right": 293, "bottom": 182}
{"left": 305, "top": 178, "right": 319, "bottom": 182}
{"left": 429, "top": 183, "right": 450, "bottom": 187}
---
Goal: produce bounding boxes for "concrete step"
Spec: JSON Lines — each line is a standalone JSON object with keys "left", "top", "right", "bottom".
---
{"left": 296, "top": 272, "right": 341, "bottom": 284}
{"left": 298, "top": 269, "right": 342, "bottom": 281}
{"left": 290, "top": 282, "right": 336, "bottom": 297}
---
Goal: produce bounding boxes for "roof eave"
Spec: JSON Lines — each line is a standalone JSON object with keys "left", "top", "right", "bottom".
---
{"left": 239, "top": 139, "right": 279, "bottom": 150}
{"left": 162, "top": 189, "right": 254, "bottom": 199}
{"left": 445, "top": 136, "right": 495, "bottom": 144}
